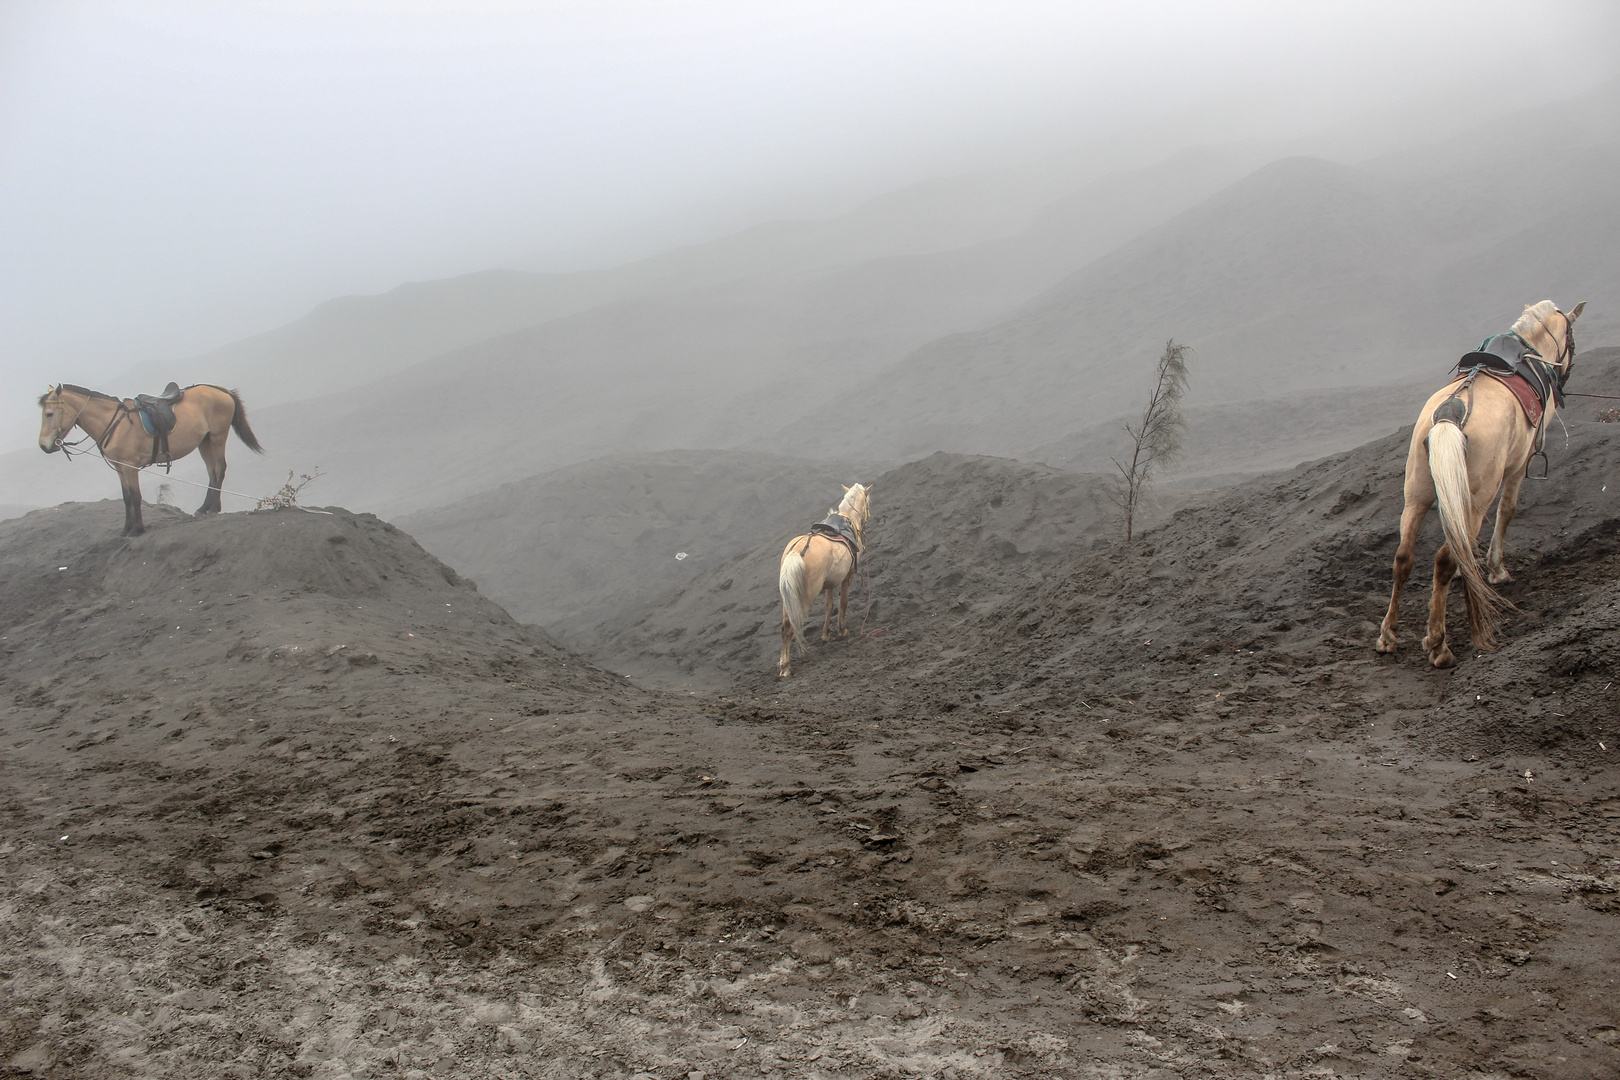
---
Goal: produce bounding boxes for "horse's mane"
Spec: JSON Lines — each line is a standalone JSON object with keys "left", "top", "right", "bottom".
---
{"left": 837, "top": 483, "right": 867, "bottom": 516}
{"left": 1511, "top": 300, "right": 1560, "bottom": 340}
{"left": 39, "top": 382, "right": 229, "bottom": 407}
{"left": 39, "top": 384, "right": 117, "bottom": 406}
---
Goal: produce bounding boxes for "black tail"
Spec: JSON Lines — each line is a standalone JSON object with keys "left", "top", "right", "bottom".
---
{"left": 227, "top": 389, "right": 264, "bottom": 454}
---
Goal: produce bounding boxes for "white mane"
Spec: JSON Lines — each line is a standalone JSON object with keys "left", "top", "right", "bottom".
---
{"left": 1511, "top": 300, "right": 1560, "bottom": 341}
{"left": 836, "top": 483, "right": 867, "bottom": 517}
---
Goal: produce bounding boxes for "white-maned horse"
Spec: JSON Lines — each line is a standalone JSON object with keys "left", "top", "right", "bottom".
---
{"left": 1376, "top": 300, "right": 1585, "bottom": 667}
{"left": 777, "top": 483, "right": 872, "bottom": 677}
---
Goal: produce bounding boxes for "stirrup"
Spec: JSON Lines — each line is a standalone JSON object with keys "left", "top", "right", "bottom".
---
{"left": 1525, "top": 450, "right": 1549, "bottom": 480}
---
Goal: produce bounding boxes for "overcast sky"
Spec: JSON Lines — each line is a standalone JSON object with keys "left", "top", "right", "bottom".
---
{"left": 3, "top": 0, "right": 1618, "bottom": 426}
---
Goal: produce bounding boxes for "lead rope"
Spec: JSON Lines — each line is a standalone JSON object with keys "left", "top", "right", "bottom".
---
{"left": 69, "top": 432, "right": 328, "bottom": 512}
{"left": 858, "top": 550, "right": 887, "bottom": 637}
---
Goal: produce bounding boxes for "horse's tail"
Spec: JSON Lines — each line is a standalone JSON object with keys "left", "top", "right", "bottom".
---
{"left": 779, "top": 547, "right": 809, "bottom": 650}
{"left": 1428, "top": 421, "right": 1507, "bottom": 647}
{"left": 226, "top": 389, "right": 265, "bottom": 454}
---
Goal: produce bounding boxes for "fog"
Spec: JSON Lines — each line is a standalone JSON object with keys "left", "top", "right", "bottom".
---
{"left": 3, "top": 0, "right": 1617, "bottom": 466}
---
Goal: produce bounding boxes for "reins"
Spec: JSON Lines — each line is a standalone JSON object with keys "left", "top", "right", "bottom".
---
{"left": 49, "top": 394, "right": 149, "bottom": 470}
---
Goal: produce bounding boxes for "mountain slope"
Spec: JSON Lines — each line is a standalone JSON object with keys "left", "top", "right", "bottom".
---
{"left": 807, "top": 122, "right": 1618, "bottom": 461}
{"left": 6, "top": 142, "right": 1280, "bottom": 516}
{"left": 397, "top": 450, "right": 878, "bottom": 634}
{"left": 112, "top": 129, "right": 1274, "bottom": 411}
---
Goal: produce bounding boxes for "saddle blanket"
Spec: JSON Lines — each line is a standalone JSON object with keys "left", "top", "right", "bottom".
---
{"left": 1447, "top": 368, "right": 1546, "bottom": 428}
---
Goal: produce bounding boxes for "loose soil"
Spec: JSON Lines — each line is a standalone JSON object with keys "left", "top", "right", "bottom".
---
{"left": 2, "top": 350, "right": 1618, "bottom": 1080}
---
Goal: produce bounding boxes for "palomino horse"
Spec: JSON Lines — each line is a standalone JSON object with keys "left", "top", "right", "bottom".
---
{"left": 1376, "top": 300, "right": 1585, "bottom": 667}
{"left": 38, "top": 383, "right": 264, "bottom": 536}
{"left": 778, "top": 483, "right": 873, "bottom": 677}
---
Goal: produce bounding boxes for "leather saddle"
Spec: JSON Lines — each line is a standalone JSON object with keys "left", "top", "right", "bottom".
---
{"left": 808, "top": 513, "right": 860, "bottom": 571}
{"left": 810, "top": 513, "right": 858, "bottom": 547}
{"left": 1455, "top": 334, "right": 1563, "bottom": 413}
{"left": 133, "top": 382, "right": 185, "bottom": 468}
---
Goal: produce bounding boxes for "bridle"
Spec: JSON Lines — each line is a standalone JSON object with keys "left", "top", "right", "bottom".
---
{"left": 1537, "top": 309, "right": 1576, "bottom": 392}
{"left": 845, "top": 493, "right": 870, "bottom": 551}
{"left": 41, "top": 387, "right": 78, "bottom": 452}
{"left": 41, "top": 385, "right": 124, "bottom": 461}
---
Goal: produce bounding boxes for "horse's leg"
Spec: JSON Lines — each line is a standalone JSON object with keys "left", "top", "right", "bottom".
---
{"left": 837, "top": 570, "right": 853, "bottom": 637}
{"left": 779, "top": 609, "right": 794, "bottom": 678}
{"left": 1377, "top": 491, "right": 1432, "bottom": 654}
{"left": 118, "top": 464, "right": 144, "bottom": 537}
{"left": 196, "top": 433, "right": 227, "bottom": 514}
{"left": 820, "top": 581, "right": 836, "bottom": 641}
{"left": 1423, "top": 542, "right": 1459, "bottom": 668}
{"left": 1486, "top": 471, "right": 1525, "bottom": 585}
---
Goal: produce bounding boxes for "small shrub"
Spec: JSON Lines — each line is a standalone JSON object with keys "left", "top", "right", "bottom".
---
{"left": 255, "top": 469, "right": 323, "bottom": 511}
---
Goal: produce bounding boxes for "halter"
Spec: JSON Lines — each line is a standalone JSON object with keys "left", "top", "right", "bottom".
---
{"left": 842, "top": 493, "right": 870, "bottom": 551}
{"left": 41, "top": 387, "right": 84, "bottom": 456}
{"left": 1512, "top": 308, "right": 1576, "bottom": 480}
{"left": 41, "top": 385, "right": 131, "bottom": 462}
{"left": 1532, "top": 308, "right": 1576, "bottom": 391}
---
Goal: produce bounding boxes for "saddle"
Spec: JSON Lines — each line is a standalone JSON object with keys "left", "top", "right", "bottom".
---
{"left": 132, "top": 382, "right": 185, "bottom": 468}
{"left": 806, "top": 513, "right": 860, "bottom": 570}
{"left": 1451, "top": 333, "right": 1563, "bottom": 426}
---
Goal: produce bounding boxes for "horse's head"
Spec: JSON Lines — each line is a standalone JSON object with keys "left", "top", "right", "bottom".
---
{"left": 1514, "top": 300, "right": 1587, "bottom": 389}
{"left": 37, "top": 385, "right": 79, "bottom": 454}
{"left": 838, "top": 482, "right": 873, "bottom": 547}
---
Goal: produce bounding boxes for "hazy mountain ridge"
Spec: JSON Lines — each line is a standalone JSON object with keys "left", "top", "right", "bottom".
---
{"left": 10, "top": 139, "right": 1287, "bottom": 515}
{"left": 10, "top": 83, "right": 1614, "bottom": 520}
{"left": 112, "top": 128, "right": 1237, "bottom": 412}
{"left": 809, "top": 110, "right": 1619, "bottom": 460}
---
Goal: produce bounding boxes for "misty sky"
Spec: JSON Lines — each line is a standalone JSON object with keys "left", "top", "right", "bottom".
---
{"left": 3, "top": 0, "right": 1618, "bottom": 437}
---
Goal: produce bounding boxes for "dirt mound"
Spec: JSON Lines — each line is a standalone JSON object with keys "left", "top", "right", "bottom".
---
{"left": 4, "top": 356, "right": 1620, "bottom": 1079}
{"left": 579, "top": 452, "right": 1146, "bottom": 681}
{"left": 1425, "top": 518, "right": 1620, "bottom": 758}
{"left": 756, "top": 349, "right": 1620, "bottom": 748}
{"left": 398, "top": 449, "right": 876, "bottom": 635}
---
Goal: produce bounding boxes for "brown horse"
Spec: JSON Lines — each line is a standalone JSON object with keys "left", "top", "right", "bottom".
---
{"left": 1376, "top": 300, "right": 1585, "bottom": 668}
{"left": 37, "top": 383, "right": 264, "bottom": 536}
{"left": 778, "top": 483, "right": 873, "bottom": 677}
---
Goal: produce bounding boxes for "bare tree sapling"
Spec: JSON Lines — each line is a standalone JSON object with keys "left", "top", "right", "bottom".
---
{"left": 1111, "top": 339, "right": 1191, "bottom": 541}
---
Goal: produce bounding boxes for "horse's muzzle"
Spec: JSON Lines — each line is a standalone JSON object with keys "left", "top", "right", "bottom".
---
{"left": 40, "top": 439, "right": 61, "bottom": 454}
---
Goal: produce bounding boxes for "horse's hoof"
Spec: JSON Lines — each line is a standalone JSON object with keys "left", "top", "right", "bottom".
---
{"left": 1374, "top": 630, "right": 1397, "bottom": 654}
{"left": 1488, "top": 568, "right": 1512, "bottom": 585}
{"left": 1428, "top": 645, "right": 1457, "bottom": 668}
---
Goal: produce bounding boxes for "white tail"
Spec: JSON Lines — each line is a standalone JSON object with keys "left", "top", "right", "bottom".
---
{"left": 1428, "top": 422, "right": 1507, "bottom": 646}
{"left": 779, "top": 549, "right": 808, "bottom": 649}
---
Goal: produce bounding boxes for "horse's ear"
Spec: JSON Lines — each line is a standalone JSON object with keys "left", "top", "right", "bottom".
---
{"left": 841, "top": 484, "right": 849, "bottom": 492}
{"left": 1567, "top": 301, "right": 1587, "bottom": 324}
